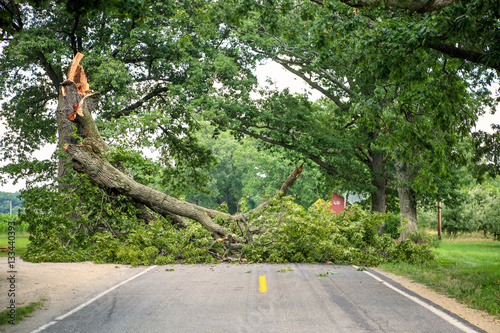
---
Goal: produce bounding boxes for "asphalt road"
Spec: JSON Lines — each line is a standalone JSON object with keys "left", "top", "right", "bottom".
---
{"left": 30, "top": 264, "right": 484, "bottom": 333}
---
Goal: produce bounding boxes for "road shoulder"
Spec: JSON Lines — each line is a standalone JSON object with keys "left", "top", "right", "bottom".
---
{"left": 0, "top": 258, "right": 149, "bottom": 333}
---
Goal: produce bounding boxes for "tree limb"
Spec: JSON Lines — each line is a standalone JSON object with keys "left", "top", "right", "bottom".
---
{"left": 0, "top": 0, "right": 23, "bottom": 35}
{"left": 427, "top": 41, "right": 500, "bottom": 72}
{"left": 313, "top": 0, "right": 460, "bottom": 13}
{"left": 37, "top": 52, "right": 64, "bottom": 94}
{"left": 235, "top": 127, "right": 341, "bottom": 175}
{"left": 112, "top": 86, "right": 170, "bottom": 118}
{"left": 275, "top": 58, "right": 350, "bottom": 110}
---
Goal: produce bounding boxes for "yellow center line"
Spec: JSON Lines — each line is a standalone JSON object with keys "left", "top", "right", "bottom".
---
{"left": 259, "top": 276, "right": 267, "bottom": 293}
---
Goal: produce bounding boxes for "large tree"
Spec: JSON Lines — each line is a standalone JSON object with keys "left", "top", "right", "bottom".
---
{"left": 0, "top": 0, "right": 252, "bottom": 189}
{"left": 7, "top": 49, "right": 303, "bottom": 254}
{"left": 0, "top": 1, "right": 320, "bottom": 256}
{"left": 217, "top": 0, "right": 494, "bottom": 238}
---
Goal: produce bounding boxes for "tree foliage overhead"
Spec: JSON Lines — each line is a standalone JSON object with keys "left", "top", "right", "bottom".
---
{"left": 0, "top": 0, "right": 252, "bottom": 187}
{"left": 217, "top": 0, "right": 495, "bottom": 214}
{"left": 314, "top": 0, "right": 500, "bottom": 72}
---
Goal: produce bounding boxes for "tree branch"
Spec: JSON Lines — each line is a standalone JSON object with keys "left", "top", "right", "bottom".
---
{"left": 314, "top": 0, "right": 461, "bottom": 13}
{"left": 69, "top": 14, "right": 80, "bottom": 56}
{"left": 427, "top": 41, "right": 500, "bottom": 72}
{"left": 37, "top": 52, "right": 64, "bottom": 94}
{"left": 112, "top": 86, "right": 170, "bottom": 118}
{"left": 236, "top": 127, "right": 341, "bottom": 175}
{"left": 275, "top": 59, "right": 350, "bottom": 110}
{"left": 0, "top": 0, "right": 23, "bottom": 35}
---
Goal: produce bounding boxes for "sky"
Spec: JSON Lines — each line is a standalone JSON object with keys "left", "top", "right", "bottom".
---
{"left": 0, "top": 60, "right": 499, "bottom": 193}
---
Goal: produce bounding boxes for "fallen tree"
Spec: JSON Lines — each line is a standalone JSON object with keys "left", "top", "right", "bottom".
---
{"left": 20, "top": 54, "right": 436, "bottom": 266}
{"left": 59, "top": 53, "right": 302, "bottom": 253}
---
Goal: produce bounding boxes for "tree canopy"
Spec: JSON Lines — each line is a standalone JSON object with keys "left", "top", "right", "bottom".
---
{"left": 0, "top": 0, "right": 252, "bottom": 188}
{"left": 215, "top": 0, "right": 497, "bottom": 237}
{"left": 0, "top": 0, "right": 497, "bottom": 265}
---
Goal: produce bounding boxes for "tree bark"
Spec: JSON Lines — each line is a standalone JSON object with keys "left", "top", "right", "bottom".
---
{"left": 370, "top": 148, "right": 387, "bottom": 235}
{"left": 395, "top": 160, "right": 418, "bottom": 240}
{"left": 56, "top": 53, "right": 92, "bottom": 180}
{"left": 56, "top": 80, "right": 85, "bottom": 179}
{"left": 371, "top": 149, "right": 386, "bottom": 214}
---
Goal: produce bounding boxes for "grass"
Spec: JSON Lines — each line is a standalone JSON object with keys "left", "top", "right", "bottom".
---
{"left": 0, "top": 301, "right": 44, "bottom": 326}
{"left": 0, "top": 232, "right": 30, "bottom": 257}
{"left": 427, "top": 230, "right": 498, "bottom": 242}
{"left": 380, "top": 240, "right": 500, "bottom": 318}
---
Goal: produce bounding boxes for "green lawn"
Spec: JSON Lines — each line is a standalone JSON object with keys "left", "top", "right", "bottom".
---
{"left": 0, "top": 232, "right": 30, "bottom": 257}
{"left": 380, "top": 240, "right": 500, "bottom": 318}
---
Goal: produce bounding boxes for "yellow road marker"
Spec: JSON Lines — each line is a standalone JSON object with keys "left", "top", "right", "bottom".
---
{"left": 259, "top": 276, "right": 267, "bottom": 293}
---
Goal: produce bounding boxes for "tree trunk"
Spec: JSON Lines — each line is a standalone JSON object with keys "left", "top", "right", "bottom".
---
{"left": 395, "top": 160, "right": 418, "bottom": 240}
{"left": 370, "top": 148, "right": 387, "bottom": 235}
{"left": 56, "top": 53, "right": 92, "bottom": 179}
{"left": 56, "top": 80, "right": 84, "bottom": 179}
{"left": 56, "top": 53, "right": 165, "bottom": 225}
{"left": 371, "top": 150, "right": 387, "bottom": 214}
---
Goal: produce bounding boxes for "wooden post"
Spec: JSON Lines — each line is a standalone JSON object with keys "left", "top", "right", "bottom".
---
{"left": 437, "top": 201, "right": 442, "bottom": 240}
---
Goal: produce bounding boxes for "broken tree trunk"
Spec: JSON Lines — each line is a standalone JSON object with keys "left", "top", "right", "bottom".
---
{"left": 56, "top": 55, "right": 87, "bottom": 179}
{"left": 57, "top": 53, "right": 162, "bottom": 225}
{"left": 60, "top": 53, "right": 303, "bottom": 250}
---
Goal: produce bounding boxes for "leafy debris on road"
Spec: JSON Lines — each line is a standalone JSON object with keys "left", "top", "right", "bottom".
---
{"left": 318, "top": 271, "right": 337, "bottom": 277}
{"left": 277, "top": 267, "right": 294, "bottom": 272}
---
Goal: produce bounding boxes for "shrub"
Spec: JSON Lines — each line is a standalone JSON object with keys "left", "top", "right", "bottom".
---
{"left": 382, "top": 212, "right": 401, "bottom": 239}
{"left": 241, "top": 198, "right": 434, "bottom": 265}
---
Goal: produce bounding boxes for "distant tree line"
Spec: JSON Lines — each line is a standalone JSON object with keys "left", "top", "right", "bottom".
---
{"left": 418, "top": 177, "right": 500, "bottom": 240}
{"left": 0, "top": 192, "right": 22, "bottom": 214}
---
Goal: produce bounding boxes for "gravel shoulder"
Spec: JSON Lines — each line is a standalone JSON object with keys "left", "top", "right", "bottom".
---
{"left": 0, "top": 258, "right": 149, "bottom": 333}
{"left": 1, "top": 258, "right": 498, "bottom": 333}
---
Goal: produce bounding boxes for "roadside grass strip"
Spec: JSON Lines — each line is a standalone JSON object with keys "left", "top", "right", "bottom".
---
{"left": 381, "top": 240, "right": 500, "bottom": 317}
{"left": 0, "top": 301, "right": 43, "bottom": 326}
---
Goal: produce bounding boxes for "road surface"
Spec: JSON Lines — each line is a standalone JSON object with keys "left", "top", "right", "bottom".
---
{"left": 28, "top": 264, "right": 484, "bottom": 333}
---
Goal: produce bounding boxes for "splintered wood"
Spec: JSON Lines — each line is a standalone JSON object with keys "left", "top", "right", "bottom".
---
{"left": 296, "top": 162, "right": 304, "bottom": 178}
{"left": 66, "top": 52, "right": 90, "bottom": 121}
{"left": 67, "top": 52, "right": 91, "bottom": 97}
{"left": 67, "top": 101, "right": 84, "bottom": 121}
